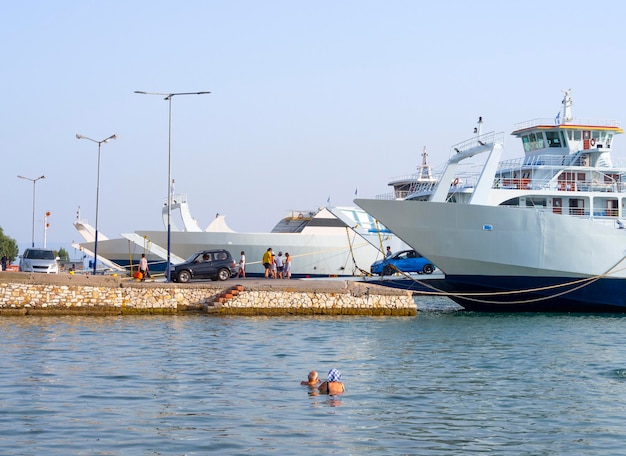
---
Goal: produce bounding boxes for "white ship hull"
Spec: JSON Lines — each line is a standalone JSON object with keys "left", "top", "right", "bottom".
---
{"left": 356, "top": 199, "right": 626, "bottom": 279}
{"left": 75, "top": 205, "right": 406, "bottom": 278}
{"left": 136, "top": 229, "right": 387, "bottom": 278}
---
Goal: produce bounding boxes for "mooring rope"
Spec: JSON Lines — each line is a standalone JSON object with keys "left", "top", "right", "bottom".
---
{"left": 380, "top": 254, "right": 626, "bottom": 305}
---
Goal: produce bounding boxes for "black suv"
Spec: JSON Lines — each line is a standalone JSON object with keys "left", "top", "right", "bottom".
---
{"left": 172, "top": 249, "right": 237, "bottom": 283}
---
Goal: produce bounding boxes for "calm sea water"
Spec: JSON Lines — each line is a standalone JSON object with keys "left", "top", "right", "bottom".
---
{"left": 1, "top": 296, "right": 626, "bottom": 455}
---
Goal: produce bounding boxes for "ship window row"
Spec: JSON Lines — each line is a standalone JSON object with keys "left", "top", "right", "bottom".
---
{"left": 503, "top": 196, "right": 622, "bottom": 217}
{"left": 522, "top": 131, "right": 567, "bottom": 152}
{"left": 522, "top": 130, "right": 615, "bottom": 152}
{"left": 565, "top": 130, "right": 614, "bottom": 144}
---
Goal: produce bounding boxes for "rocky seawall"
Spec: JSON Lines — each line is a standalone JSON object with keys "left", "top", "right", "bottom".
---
{"left": 0, "top": 272, "right": 416, "bottom": 316}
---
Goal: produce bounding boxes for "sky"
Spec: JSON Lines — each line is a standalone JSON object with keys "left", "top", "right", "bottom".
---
{"left": 3, "top": 0, "right": 626, "bottom": 258}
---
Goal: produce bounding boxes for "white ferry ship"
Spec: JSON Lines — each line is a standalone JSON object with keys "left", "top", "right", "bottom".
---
{"left": 357, "top": 90, "right": 626, "bottom": 312}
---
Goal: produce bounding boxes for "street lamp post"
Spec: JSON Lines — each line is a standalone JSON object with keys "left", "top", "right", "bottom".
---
{"left": 134, "top": 90, "right": 210, "bottom": 282}
{"left": 17, "top": 174, "right": 46, "bottom": 248}
{"left": 76, "top": 133, "right": 118, "bottom": 275}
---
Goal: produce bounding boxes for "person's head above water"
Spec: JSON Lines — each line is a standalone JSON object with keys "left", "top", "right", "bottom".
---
{"left": 327, "top": 368, "right": 342, "bottom": 382}
{"left": 301, "top": 370, "right": 319, "bottom": 385}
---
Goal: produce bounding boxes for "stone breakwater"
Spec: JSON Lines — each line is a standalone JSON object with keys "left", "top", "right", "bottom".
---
{"left": 0, "top": 273, "right": 416, "bottom": 316}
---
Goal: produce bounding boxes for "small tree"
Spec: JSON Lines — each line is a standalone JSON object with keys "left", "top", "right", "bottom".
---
{"left": 57, "top": 247, "right": 70, "bottom": 261}
{"left": 0, "top": 226, "right": 19, "bottom": 264}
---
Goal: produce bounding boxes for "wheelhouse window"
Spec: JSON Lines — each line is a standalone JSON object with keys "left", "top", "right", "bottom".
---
{"left": 523, "top": 132, "right": 546, "bottom": 151}
{"left": 522, "top": 135, "right": 531, "bottom": 152}
{"left": 546, "top": 131, "right": 563, "bottom": 148}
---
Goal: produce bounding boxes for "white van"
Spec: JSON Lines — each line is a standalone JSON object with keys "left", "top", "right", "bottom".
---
{"left": 19, "top": 248, "right": 60, "bottom": 273}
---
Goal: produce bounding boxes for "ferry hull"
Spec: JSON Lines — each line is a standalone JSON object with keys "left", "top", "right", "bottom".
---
{"left": 356, "top": 199, "right": 626, "bottom": 312}
{"left": 436, "top": 275, "right": 626, "bottom": 312}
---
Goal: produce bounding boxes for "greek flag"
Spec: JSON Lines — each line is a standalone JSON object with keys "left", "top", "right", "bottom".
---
{"left": 555, "top": 111, "right": 561, "bottom": 124}
{"left": 354, "top": 187, "right": 358, "bottom": 197}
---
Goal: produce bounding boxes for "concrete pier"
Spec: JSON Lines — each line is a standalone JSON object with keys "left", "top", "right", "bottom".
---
{"left": 0, "top": 272, "right": 416, "bottom": 316}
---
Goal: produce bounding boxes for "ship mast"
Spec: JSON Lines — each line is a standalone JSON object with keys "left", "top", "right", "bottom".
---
{"left": 417, "top": 146, "right": 433, "bottom": 181}
{"left": 562, "top": 89, "right": 573, "bottom": 123}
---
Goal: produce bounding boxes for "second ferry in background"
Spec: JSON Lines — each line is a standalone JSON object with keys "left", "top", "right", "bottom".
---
{"left": 75, "top": 195, "right": 409, "bottom": 278}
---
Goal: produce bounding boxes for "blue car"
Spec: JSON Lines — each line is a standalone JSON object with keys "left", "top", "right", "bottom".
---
{"left": 370, "top": 249, "right": 436, "bottom": 276}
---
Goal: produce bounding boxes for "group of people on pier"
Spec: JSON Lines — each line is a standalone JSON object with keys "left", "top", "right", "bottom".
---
{"left": 261, "top": 247, "right": 292, "bottom": 279}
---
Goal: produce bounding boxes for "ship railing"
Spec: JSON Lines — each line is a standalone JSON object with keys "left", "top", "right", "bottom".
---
{"left": 387, "top": 173, "right": 423, "bottom": 185}
{"left": 162, "top": 193, "right": 189, "bottom": 207}
{"left": 491, "top": 176, "right": 548, "bottom": 190}
{"left": 501, "top": 152, "right": 626, "bottom": 169}
{"left": 498, "top": 154, "right": 578, "bottom": 170}
{"left": 375, "top": 191, "right": 401, "bottom": 200}
{"left": 493, "top": 175, "right": 626, "bottom": 193}
{"left": 375, "top": 171, "right": 479, "bottom": 200}
{"left": 379, "top": 178, "right": 626, "bottom": 197}
{"left": 449, "top": 131, "right": 504, "bottom": 155}
{"left": 514, "top": 117, "right": 621, "bottom": 130}
{"left": 408, "top": 181, "right": 439, "bottom": 194}
{"left": 284, "top": 210, "right": 316, "bottom": 219}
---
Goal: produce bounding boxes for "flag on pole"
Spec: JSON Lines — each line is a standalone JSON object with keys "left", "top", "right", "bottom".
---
{"left": 555, "top": 111, "right": 561, "bottom": 124}
{"left": 354, "top": 187, "right": 358, "bottom": 197}
{"left": 326, "top": 195, "right": 331, "bottom": 205}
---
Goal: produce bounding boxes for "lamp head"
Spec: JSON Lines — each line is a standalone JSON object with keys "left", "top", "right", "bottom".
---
{"left": 76, "top": 134, "right": 84, "bottom": 139}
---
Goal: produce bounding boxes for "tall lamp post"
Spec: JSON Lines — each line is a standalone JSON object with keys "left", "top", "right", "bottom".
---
{"left": 76, "top": 133, "right": 118, "bottom": 275}
{"left": 134, "top": 90, "right": 210, "bottom": 282}
{"left": 17, "top": 174, "right": 46, "bottom": 248}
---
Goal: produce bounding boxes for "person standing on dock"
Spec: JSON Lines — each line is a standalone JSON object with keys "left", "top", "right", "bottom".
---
{"left": 283, "top": 252, "right": 292, "bottom": 279}
{"left": 139, "top": 253, "right": 149, "bottom": 281}
{"left": 238, "top": 251, "right": 246, "bottom": 278}
{"left": 275, "top": 252, "right": 284, "bottom": 279}
{"left": 262, "top": 248, "right": 273, "bottom": 278}
{"left": 270, "top": 253, "right": 277, "bottom": 279}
